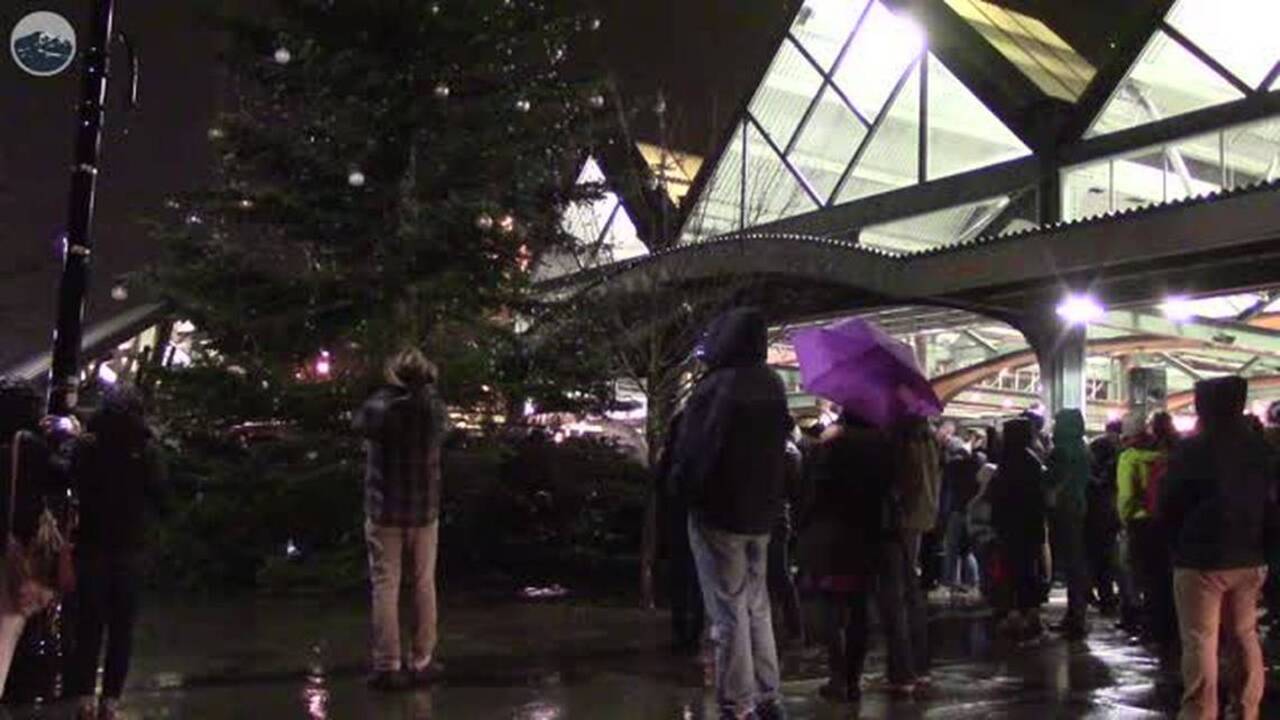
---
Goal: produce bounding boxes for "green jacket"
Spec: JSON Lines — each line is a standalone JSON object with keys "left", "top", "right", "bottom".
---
{"left": 1046, "top": 409, "right": 1089, "bottom": 514}
{"left": 1117, "top": 446, "right": 1163, "bottom": 523}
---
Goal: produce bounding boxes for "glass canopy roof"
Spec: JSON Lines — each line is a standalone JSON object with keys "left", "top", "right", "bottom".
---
{"left": 944, "top": 0, "right": 1096, "bottom": 102}
{"left": 1087, "top": 0, "right": 1280, "bottom": 137}
{"left": 681, "top": 0, "right": 1031, "bottom": 243}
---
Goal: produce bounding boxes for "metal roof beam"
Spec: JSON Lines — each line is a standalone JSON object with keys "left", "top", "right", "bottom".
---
{"left": 1094, "top": 311, "right": 1280, "bottom": 360}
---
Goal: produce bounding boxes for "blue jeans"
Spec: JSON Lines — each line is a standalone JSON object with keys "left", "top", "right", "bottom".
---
{"left": 943, "top": 511, "right": 979, "bottom": 589}
{"left": 689, "top": 516, "right": 783, "bottom": 717}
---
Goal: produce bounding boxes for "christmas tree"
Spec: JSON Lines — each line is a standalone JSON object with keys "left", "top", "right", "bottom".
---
{"left": 149, "top": 0, "right": 611, "bottom": 428}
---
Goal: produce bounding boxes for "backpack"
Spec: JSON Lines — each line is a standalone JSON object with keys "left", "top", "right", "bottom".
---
{"left": 1140, "top": 452, "right": 1168, "bottom": 517}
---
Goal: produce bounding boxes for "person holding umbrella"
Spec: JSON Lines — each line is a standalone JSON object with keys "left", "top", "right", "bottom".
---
{"left": 791, "top": 317, "right": 945, "bottom": 695}
{"left": 799, "top": 408, "right": 894, "bottom": 704}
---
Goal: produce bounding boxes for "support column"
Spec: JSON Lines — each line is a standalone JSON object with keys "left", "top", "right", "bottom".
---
{"left": 1024, "top": 313, "right": 1088, "bottom": 415}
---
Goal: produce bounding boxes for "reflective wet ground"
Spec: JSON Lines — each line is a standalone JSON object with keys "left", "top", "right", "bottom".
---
{"left": 4, "top": 591, "right": 1277, "bottom": 718}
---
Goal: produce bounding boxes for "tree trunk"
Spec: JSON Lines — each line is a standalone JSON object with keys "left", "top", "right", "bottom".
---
{"left": 639, "top": 333, "right": 676, "bottom": 610}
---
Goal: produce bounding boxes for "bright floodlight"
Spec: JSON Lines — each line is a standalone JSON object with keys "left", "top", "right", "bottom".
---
{"left": 1056, "top": 294, "right": 1104, "bottom": 325}
{"left": 1161, "top": 297, "right": 1196, "bottom": 322}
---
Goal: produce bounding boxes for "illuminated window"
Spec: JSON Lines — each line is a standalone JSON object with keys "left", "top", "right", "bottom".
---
{"left": 836, "top": 59, "right": 921, "bottom": 204}
{"left": 831, "top": 2, "right": 925, "bottom": 119}
{"left": 1088, "top": 30, "right": 1245, "bottom": 137}
{"left": 926, "top": 56, "right": 1031, "bottom": 180}
{"left": 1063, "top": 115, "right": 1280, "bottom": 221}
{"left": 1166, "top": 0, "right": 1280, "bottom": 90}
{"left": 748, "top": 39, "right": 825, "bottom": 152}
{"left": 859, "top": 195, "right": 1011, "bottom": 254}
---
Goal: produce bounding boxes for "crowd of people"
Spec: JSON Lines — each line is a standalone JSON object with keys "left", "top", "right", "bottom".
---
{"left": 659, "top": 308, "right": 1279, "bottom": 720}
{"left": 0, "top": 381, "right": 167, "bottom": 720}
{"left": 3, "top": 314, "right": 1279, "bottom": 720}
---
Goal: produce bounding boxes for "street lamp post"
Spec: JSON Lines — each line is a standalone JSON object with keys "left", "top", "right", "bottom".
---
{"left": 47, "top": 0, "right": 118, "bottom": 414}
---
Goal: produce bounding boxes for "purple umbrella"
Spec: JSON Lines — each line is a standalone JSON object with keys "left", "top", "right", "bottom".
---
{"left": 792, "top": 317, "right": 943, "bottom": 429}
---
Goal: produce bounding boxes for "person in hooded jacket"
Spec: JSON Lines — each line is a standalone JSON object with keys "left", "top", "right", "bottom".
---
{"left": 799, "top": 409, "right": 893, "bottom": 704}
{"left": 355, "top": 348, "right": 449, "bottom": 691}
{"left": 66, "top": 384, "right": 167, "bottom": 720}
{"left": 1163, "top": 377, "right": 1278, "bottom": 720}
{"left": 1087, "top": 420, "right": 1132, "bottom": 624}
{"left": 1045, "top": 409, "right": 1091, "bottom": 640}
{"left": 1118, "top": 412, "right": 1179, "bottom": 648}
{"left": 988, "top": 418, "right": 1048, "bottom": 642}
{"left": 671, "top": 307, "right": 791, "bottom": 720}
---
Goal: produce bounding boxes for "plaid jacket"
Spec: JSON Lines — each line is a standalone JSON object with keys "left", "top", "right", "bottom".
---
{"left": 355, "top": 385, "right": 447, "bottom": 527}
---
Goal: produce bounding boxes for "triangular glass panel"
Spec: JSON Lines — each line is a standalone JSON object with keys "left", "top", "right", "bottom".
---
{"left": 1086, "top": 29, "right": 1246, "bottom": 138}
{"left": 835, "top": 60, "right": 920, "bottom": 205}
{"left": 559, "top": 158, "right": 619, "bottom": 246}
{"left": 681, "top": 125, "right": 746, "bottom": 242}
{"left": 748, "top": 39, "right": 825, "bottom": 153}
{"left": 789, "top": 85, "right": 869, "bottom": 202}
{"left": 790, "top": 0, "right": 872, "bottom": 72}
{"left": 926, "top": 54, "right": 1031, "bottom": 180}
{"left": 600, "top": 204, "right": 648, "bottom": 263}
{"left": 1167, "top": 0, "right": 1280, "bottom": 90}
{"left": 832, "top": 1, "right": 925, "bottom": 120}
{"left": 744, "top": 121, "right": 820, "bottom": 226}
{"left": 859, "top": 195, "right": 1010, "bottom": 254}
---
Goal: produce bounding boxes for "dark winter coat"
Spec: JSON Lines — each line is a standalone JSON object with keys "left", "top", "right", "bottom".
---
{"left": 1046, "top": 409, "right": 1090, "bottom": 515}
{"left": 989, "top": 418, "right": 1047, "bottom": 550}
{"left": 941, "top": 440, "right": 979, "bottom": 518}
{"left": 355, "top": 383, "right": 448, "bottom": 527}
{"left": 1162, "top": 377, "right": 1279, "bottom": 570}
{"left": 672, "top": 308, "right": 790, "bottom": 536}
{"left": 72, "top": 410, "right": 168, "bottom": 556}
{"left": 1086, "top": 432, "right": 1123, "bottom": 537}
{"left": 799, "top": 422, "right": 894, "bottom": 582}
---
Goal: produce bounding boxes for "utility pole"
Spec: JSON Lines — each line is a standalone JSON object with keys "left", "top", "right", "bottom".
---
{"left": 47, "top": 0, "right": 118, "bottom": 414}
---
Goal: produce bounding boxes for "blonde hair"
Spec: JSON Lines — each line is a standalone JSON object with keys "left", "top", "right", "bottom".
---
{"left": 385, "top": 348, "right": 438, "bottom": 389}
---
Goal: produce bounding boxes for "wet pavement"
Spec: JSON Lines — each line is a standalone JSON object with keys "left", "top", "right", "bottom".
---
{"left": 3, "top": 590, "right": 1277, "bottom": 718}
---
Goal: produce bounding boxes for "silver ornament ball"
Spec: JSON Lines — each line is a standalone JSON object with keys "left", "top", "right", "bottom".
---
{"left": 588, "top": 94, "right": 605, "bottom": 109}
{"left": 348, "top": 170, "right": 367, "bottom": 187}
{"left": 433, "top": 83, "right": 451, "bottom": 99}
{"left": 475, "top": 213, "right": 494, "bottom": 231}
{"left": 589, "top": 16, "right": 602, "bottom": 31}
{"left": 515, "top": 98, "right": 531, "bottom": 113}
{"left": 274, "top": 47, "right": 292, "bottom": 65}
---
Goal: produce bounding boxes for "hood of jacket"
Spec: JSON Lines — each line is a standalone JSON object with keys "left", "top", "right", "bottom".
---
{"left": 88, "top": 407, "right": 153, "bottom": 449}
{"left": 1052, "top": 409, "right": 1085, "bottom": 444}
{"left": 1001, "top": 418, "right": 1033, "bottom": 463}
{"left": 698, "top": 307, "right": 768, "bottom": 370}
{"left": 1195, "top": 376, "right": 1247, "bottom": 426}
